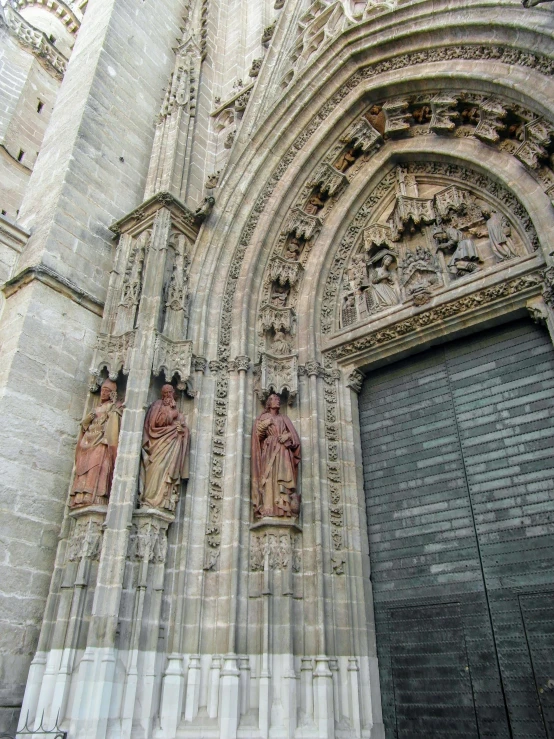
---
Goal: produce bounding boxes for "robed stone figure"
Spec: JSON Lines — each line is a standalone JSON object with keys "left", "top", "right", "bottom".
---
{"left": 140, "top": 384, "right": 190, "bottom": 512}
{"left": 71, "top": 378, "right": 123, "bottom": 509}
{"left": 251, "top": 393, "right": 301, "bottom": 519}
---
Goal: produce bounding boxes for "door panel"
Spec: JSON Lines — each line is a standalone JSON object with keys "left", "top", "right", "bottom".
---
{"left": 360, "top": 320, "right": 554, "bottom": 738}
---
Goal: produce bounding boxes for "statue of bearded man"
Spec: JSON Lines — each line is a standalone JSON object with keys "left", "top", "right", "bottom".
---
{"left": 71, "top": 378, "right": 123, "bottom": 509}
{"left": 251, "top": 394, "right": 301, "bottom": 519}
{"left": 140, "top": 384, "right": 190, "bottom": 512}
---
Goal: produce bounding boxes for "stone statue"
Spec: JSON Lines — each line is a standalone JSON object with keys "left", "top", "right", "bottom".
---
{"left": 366, "top": 251, "right": 401, "bottom": 311}
{"left": 271, "top": 330, "right": 292, "bottom": 355}
{"left": 433, "top": 217, "right": 481, "bottom": 275}
{"left": 251, "top": 393, "right": 301, "bottom": 519}
{"left": 284, "top": 237, "right": 303, "bottom": 260}
{"left": 304, "top": 193, "right": 325, "bottom": 215}
{"left": 334, "top": 148, "right": 356, "bottom": 173}
{"left": 485, "top": 210, "right": 518, "bottom": 260}
{"left": 71, "top": 379, "right": 123, "bottom": 509}
{"left": 140, "top": 384, "right": 190, "bottom": 512}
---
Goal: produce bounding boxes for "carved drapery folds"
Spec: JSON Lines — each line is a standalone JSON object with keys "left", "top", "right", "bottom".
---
{"left": 140, "top": 384, "right": 190, "bottom": 513}
{"left": 251, "top": 394, "right": 301, "bottom": 520}
{"left": 338, "top": 164, "right": 532, "bottom": 330}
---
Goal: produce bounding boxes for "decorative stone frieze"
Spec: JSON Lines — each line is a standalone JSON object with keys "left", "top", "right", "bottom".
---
{"left": 327, "top": 274, "right": 542, "bottom": 361}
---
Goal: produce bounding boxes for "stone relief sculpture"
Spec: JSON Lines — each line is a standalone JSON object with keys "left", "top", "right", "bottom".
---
{"left": 339, "top": 167, "right": 527, "bottom": 328}
{"left": 433, "top": 216, "right": 481, "bottom": 276}
{"left": 484, "top": 210, "right": 519, "bottom": 261}
{"left": 140, "top": 384, "right": 190, "bottom": 512}
{"left": 71, "top": 379, "right": 123, "bottom": 509}
{"left": 366, "top": 250, "right": 401, "bottom": 311}
{"left": 251, "top": 394, "right": 301, "bottom": 519}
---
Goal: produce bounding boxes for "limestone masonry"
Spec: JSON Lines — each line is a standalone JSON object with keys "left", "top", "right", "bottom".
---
{"left": 1, "top": 0, "right": 554, "bottom": 737}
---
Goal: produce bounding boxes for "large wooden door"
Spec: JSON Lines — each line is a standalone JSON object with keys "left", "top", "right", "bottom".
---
{"left": 360, "top": 320, "right": 554, "bottom": 738}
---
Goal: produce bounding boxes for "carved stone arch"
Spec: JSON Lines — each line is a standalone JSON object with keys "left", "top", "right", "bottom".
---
{"left": 297, "top": 140, "right": 553, "bottom": 366}
{"left": 186, "top": 1, "right": 554, "bottom": 370}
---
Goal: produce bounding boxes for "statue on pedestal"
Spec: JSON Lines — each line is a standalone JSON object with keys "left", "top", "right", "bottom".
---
{"left": 71, "top": 379, "right": 123, "bottom": 509}
{"left": 251, "top": 394, "right": 301, "bottom": 519}
{"left": 140, "top": 384, "right": 190, "bottom": 512}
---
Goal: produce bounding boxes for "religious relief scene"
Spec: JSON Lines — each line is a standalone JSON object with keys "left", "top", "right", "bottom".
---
{"left": 340, "top": 166, "right": 528, "bottom": 327}
{"left": 3, "top": 0, "right": 554, "bottom": 738}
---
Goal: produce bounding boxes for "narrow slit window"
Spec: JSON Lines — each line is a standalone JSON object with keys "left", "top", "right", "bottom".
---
{"left": 17, "top": 149, "right": 25, "bottom": 162}
{"left": 37, "top": 100, "right": 44, "bottom": 113}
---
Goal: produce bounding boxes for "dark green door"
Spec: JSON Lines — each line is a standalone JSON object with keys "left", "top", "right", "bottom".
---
{"left": 360, "top": 320, "right": 554, "bottom": 738}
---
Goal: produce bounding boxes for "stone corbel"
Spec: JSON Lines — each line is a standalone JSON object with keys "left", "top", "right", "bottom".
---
{"left": 89, "top": 330, "right": 136, "bottom": 390}
{"left": 283, "top": 208, "right": 322, "bottom": 240}
{"left": 307, "top": 163, "right": 348, "bottom": 197}
{"left": 152, "top": 332, "right": 193, "bottom": 390}
{"left": 268, "top": 255, "right": 304, "bottom": 286}
{"left": 346, "top": 368, "right": 364, "bottom": 393}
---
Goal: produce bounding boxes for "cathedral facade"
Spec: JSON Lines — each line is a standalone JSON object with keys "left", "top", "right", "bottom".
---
{"left": 1, "top": 0, "right": 554, "bottom": 737}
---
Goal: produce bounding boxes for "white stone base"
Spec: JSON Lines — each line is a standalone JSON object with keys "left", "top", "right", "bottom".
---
{"left": 19, "top": 650, "right": 383, "bottom": 738}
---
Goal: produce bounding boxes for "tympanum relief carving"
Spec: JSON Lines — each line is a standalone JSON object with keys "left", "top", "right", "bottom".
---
{"left": 340, "top": 167, "right": 527, "bottom": 328}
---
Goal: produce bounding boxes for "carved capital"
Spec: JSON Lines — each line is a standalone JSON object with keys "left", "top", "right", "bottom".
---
{"left": 230, "top": 355, "right": 251, "bottom": 373}
{"left": 128, "top": 518, "right": 169, "bottom": 564}
{"left": 193, "top": 355, "right": 208, "bottom": 373}
{"left": 66, "top": 518, "right": 103, "bottom": 562}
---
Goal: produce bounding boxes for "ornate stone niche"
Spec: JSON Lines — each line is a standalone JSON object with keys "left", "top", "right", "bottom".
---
{"left": 339, "top": 164, "right": 531, "bottom": 329}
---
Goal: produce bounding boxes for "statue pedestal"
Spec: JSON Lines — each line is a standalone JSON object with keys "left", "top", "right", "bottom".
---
{"left": 249, "top": 518, "right": 302, "bottom": 737}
